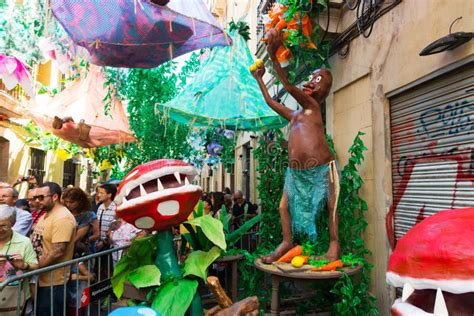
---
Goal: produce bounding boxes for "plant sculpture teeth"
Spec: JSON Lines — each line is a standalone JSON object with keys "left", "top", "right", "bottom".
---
{"left": 140, "top": 184, "right": 147, "bottom": 196}
{"left": 402, "top": 283, "right": 415, "bottom": 302}
{"left": 434, "top": 288, "right": 449, "bottom": 316}
{"left": 174, "top": 171, "right": 181, "bottom": 183}
{"left": 184, "top": 177, "right": 190, "bottom": 185}
{"left": 157, "top": 178, "right": 164, "bottom": 191}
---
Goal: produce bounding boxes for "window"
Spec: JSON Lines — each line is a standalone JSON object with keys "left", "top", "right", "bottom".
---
{"left": 29, "top": 148, "right": 46, "bottom": 185}
{"left": 62, "top": 159, "right": 77, "bottom": 187}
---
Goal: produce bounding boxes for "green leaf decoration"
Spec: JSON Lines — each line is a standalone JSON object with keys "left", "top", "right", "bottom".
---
{"left": 219, "top": 205, "right": 232, "bottom": 234}
{"left": 226, "top": 213, "right": 261, "bottom": 247}
{"left": 183, "top": 246, "right": 221, "bottom": 281}
{"left": 185, "top": 215, "right": 227, "bottom": 250}
{"left": 128, "top": 265, "right": 161, "bottom": 289}
{"left": 151, "top": 279, "right": 198, "bottom": 316}
{"left": 193, "top": 200, "right": 204, "bottom": 218}
{"left": 112, "top": 234, "right": 158, "bottom": 298}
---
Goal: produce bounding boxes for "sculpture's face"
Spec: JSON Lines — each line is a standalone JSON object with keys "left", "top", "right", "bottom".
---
{"left": 115, "top": 159, "right": 202, "bottom": 231}
{"left": 386, "top": 207, "right": 474, "bottom": 315}
{"left": 302, "top": 69, "right": 332, "bottom": 102}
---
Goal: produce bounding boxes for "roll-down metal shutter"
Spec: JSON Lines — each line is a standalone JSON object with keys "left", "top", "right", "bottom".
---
{"left": 390, "top": 64, "right": 474, "bottom": 241}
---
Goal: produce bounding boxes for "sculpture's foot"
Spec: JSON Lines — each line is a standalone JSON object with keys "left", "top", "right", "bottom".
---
{"left": 324, "top": 241, "right": 340, "bottom": 262}
{"left": 260, "top": 240, "right": 293, "bottom": 264}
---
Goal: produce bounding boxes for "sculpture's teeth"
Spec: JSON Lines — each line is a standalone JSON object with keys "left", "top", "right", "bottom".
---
{"left": 139, "top": 184, "right": 147, "bottom": 196}
{"left": 402, "top": 283, "right": 415, "bottom": 302}
{"left": 174, "top": 172, "right": 182, "bottom": 184}
{"left": 123, "top": 197, "right": 127, "bottom": 202}
{"left": 184, "top": 177, "right": 190, "bottom": 185}
{"left": 125, "top": 187, "right": 131, "bottom": 196}
{"left": 157, "top": 179, "right": 164, "bottom": 191}
{"left": 434, "top": 288, "right": 449, "bottom": 316}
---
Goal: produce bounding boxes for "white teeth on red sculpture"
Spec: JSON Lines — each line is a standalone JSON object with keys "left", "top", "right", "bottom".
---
{"left": 174, "top": 171, "right": 181, "bottom": 183}
{"left": 122, "top": 197, "right": 127, "bottom": 202}
{"left": 126, "top": 187, "right": 131, "bottom": 196}
{"left": 434, "top": 288, "right": 448, "bottom": 316}
{"left": 402, "top": 283, "right": 415, "bottom": 302}
{"left": 139, "top": 184, "right": 147, "bottom": 196}
{"left": 184, "top": 177, "right": 190, "bottom": 185}
{"left": 157, "top": 178, "right": 164, "bottom": 191}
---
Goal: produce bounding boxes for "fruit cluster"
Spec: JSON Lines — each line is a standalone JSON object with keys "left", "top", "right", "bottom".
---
{"left": 249, "top": 58, "right": 264, "bottom": 73}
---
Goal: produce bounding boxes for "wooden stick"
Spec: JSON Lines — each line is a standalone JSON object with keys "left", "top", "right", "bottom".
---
{"left": 206, "top": 276, "right": 233, "bottom": 308}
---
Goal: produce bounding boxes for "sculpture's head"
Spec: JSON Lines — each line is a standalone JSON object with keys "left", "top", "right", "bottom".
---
{"left": 302, "top": 69, "right": 333, "bottom": 103}
{"left": 386, "top": 207, "right": 474, "bottom": 315}
{"left": 115, "top": 159, "right": 202, "bottom": 231}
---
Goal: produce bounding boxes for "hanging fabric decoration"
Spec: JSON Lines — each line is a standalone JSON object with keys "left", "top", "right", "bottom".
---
{"left": 49, "top": 0, "right": 231, "bottom": 68}
{"left": 158, "top": 30, "right": 288, "bottom": 131}
{"left": 23, "top": 65, "right": 136, "bottom": 148}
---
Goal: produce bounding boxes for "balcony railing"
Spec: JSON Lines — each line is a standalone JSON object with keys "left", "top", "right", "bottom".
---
{"left": 256, "top": 0, "right": 276, "bottom": 54}
{"left": 0, "top": 81, "right": 28, "bottom": 102}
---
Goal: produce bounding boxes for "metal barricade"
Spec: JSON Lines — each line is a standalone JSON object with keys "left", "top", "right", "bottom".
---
{"left": 0, "top": 245, "right": 129, "bottom": 316}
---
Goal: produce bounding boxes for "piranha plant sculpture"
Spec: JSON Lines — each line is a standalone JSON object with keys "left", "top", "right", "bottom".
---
{"left": 112, "top": 159, "right": 229, "bottom": 316}
{"left": 386, "top": 207, "right": 474, "bottom": 315}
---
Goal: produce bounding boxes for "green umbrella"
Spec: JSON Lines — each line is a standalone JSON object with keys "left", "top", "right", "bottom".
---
{"left": 158, "top": 31, "right": 288, "bottom": 131}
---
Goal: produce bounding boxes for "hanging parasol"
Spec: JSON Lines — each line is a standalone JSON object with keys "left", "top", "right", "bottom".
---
{"left": 49, "top": 0, "right": 231, "bottom": 68}
{"left": 23, "top": 65, "right": 136, "bottom": 148}
{"left": 157, "top": 30, "right": 288, "bottom": 131}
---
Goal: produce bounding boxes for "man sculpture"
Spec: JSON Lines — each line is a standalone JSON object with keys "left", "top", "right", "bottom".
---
{"left": 252, "top": 29, "right": 340, "bottom": 263}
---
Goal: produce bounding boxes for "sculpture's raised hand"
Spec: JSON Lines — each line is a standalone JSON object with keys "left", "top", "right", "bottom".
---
{"left": 265, "top": 28, "right": 282, "bottom": 59}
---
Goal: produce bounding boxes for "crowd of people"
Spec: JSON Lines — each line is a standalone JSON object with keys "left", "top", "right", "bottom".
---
{"left": 0, "top": 176, "right": 258, "bottom": 315}
{"left": 0, "top": 176, "right": 144, "bottom": 315}
{"left": 200, "top": 188, "right": 258, "bottom": 230}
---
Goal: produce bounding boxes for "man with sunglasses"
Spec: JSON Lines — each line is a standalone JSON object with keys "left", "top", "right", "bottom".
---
{"left": 29, "top": 182, "right": 76, "bottom": 315}
{"left": 0, "top": 187, "right": 33, "bottom": 236}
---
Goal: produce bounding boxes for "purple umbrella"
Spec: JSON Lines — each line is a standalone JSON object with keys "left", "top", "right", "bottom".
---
{"left": 50, "top": 0, "right": 231, "bottom": 68}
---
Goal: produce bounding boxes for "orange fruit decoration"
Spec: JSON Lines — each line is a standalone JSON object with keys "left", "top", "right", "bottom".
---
{"left": 262, "top": 3, "right": 318, "bottom": 67}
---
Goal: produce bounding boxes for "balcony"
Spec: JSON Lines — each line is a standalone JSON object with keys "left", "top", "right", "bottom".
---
{"left": 0, "top": 82, "right": 24, "bottom": 119}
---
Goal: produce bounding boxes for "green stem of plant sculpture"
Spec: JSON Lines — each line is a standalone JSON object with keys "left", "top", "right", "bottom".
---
{"left": 154, "top": 230, "right": 203, "bottom": 316}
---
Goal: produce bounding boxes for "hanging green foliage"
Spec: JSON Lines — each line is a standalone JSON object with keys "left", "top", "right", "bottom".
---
{"left": 273, "top": 0, "right": 331, "bottom": 83}
{"left": 229, "top": 19, "right": 251, "bottom": 41}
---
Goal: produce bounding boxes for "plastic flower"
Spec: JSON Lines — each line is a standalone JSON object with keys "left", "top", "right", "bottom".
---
{"left": 207, "top": 141, "right": 223, "bottom": 157}
{"left": 223, "top": 129, "right": 235, "bottom": 139}
{"left": 0, "top": 54, "right": 33, "bottom": 97}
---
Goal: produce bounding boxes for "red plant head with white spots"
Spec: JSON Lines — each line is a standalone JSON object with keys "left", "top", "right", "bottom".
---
{"left": 115, "top": 159, "right": 202, "bottom": 231}
{"left": 386, "top": 207, "right": 474, "bottom": 315}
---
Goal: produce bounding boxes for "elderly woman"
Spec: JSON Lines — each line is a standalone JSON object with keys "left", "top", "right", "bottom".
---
{"left": 0, "top": 205, "right": 38, "bottom": 315}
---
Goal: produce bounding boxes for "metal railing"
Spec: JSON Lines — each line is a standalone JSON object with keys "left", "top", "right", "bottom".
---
{"left": 0, "top": 245, "right": 129, "bottom": 316}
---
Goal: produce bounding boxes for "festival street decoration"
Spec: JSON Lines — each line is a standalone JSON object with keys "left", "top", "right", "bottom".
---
{"left": 158, "top": 30, "right": 288, "bottom": 131}
{"left": 24, "top": 65, "right": 135, "bottom": 148}
{"left": 0, "top": 54, "right": 34, "bottom": 97}
{"left": 49, "top": 0, "right": 231, "bottom": 68}
{"left": 386, "top": 207, "right": 474, "bottom": 315}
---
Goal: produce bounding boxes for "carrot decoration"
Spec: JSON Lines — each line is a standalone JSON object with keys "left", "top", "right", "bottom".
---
{"left": 310, "top": 260, "right": 343, "bottom": 271}
{"left": 277, "top": 245, "right": 303, "bottom": 263}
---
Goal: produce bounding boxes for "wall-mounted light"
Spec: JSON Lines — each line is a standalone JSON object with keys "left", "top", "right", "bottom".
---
{"left": 419, "top": 17, "right": 473, "bottom": 56}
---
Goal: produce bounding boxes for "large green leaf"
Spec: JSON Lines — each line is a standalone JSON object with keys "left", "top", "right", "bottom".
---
{"left": 185, "top": 215, "right": 227, "bottom": 250}
{"left": 183, "top": 246, "right": 221, "bottom": 281}
{"left": 226, "top": 213, "right": 261, "bottom": 247}
{"left": 111, "top": 258, "right": 130, "bottom": 298}
{"left": 112, "top": 234, "right": 158, "bottom": 298}
{"left": 128, "top": 265, "right": 161, "bottom": 289}
{"left": 151, "top": 279, "right": 198, "bottom": 316}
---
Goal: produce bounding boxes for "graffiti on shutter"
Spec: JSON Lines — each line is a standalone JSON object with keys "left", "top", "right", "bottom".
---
{"left": 388, "top": 64, "right": 474, "bottom": 247}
